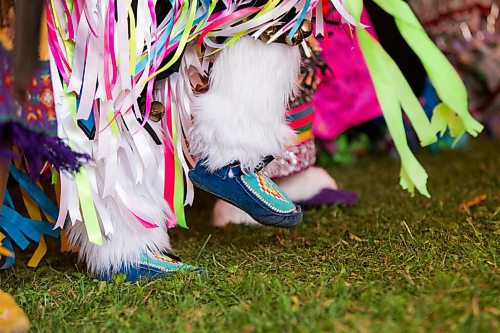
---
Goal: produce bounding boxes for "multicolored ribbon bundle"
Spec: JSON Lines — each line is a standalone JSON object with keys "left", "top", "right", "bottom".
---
{"left": 44, "top": 0, "right": 482, "bottom": 245}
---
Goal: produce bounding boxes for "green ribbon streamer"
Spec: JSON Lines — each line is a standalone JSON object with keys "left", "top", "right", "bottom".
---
{"left": 59, "top": 88, "right": 103, "bottom": 246}
{"left": 431, "top": 104, "right": 466, "bottom": 145}
{"left": 107, "top": 109, "right": 120, "bottom": 136}
{"left": 51, "top": 168, "right": 58, "bottom": 185}
{"left": 344, "top": 0, "right": 483, "bottom": 197}
{"left": 171, "top": 99, "right": 187, "bottom": 229}
{"left": 370, "top": 0, "right": 483, "bottom": 136}
{"left": 75, "top": 169, "right": 103, "bottom": 246}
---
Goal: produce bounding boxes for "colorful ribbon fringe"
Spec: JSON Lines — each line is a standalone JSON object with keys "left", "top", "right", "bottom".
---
{"left": 44, "top": 0, "right": 482, "bottom": 246}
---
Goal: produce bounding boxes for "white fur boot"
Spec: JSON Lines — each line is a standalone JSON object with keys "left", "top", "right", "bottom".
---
{"left": 189, "top": 36, "right": 301, "bottom": 172}
{"left": 64, "top": 120, "right": 172, "bottom": 277}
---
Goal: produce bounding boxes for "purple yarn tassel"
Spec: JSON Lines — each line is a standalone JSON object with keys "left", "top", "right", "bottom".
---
{"left": 0, "top": 122, "right": 89, "bottom": 177}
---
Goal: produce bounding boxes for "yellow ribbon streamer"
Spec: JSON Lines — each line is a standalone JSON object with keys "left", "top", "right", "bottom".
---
{"left": 0, "top": 233, "right": 14, "bottom": 257}
{"left": 107, "top": 109, "right": 120, "bottom": 136}
{"left": 27, "top": 236, "right": 47, "bottom": 268}
{"left": 128, "top": 2, "right": 137, "bottom": 76}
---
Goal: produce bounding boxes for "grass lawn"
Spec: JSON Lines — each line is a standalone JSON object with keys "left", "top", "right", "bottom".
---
{"left": 1, "top": 138, "right": 498, "bottom": 332}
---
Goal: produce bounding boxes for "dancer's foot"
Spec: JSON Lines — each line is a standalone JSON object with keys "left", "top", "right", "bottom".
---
{"left": 189, "top": 161, "right": 303, "bottom": 228}
{"left": 213, "top": 199, "right": 259, "bottom": 228}
{"left": 98, "top": 252, "right": 204, "bottom": 283}
{"left": 0, "top": 290, "right": 30, "bottom": 333}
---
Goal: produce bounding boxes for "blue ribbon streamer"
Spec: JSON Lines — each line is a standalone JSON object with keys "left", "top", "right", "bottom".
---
{"left": 135, "top": 0, "right": 209, "bottom": 75}
{"left": 0, "top": 167, "right": 60, "bottom": 269}
{"left": 288, "top": 0, "right": 311, "bottom": 39}
{"left": 0, "top": 237, "right": 15, "bottom": 269}
{"left": 9, "top": 166, "right": 59, "bottom": 221}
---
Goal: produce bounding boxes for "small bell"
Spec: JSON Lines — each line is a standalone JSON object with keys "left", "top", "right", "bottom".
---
{"left": 300, "top": 19, "right": 313, "bottom": 38}
{"left": 149, "top": 101, "right": 166, "bottom": 122}
{"left": 285, "top": 19, "right": 313, "bottom": 46}
{"left": 139, "top": 100, "right": 166, "bottom": 123}
{"left": 260, "top": 26, "right": 278, "bottom": 43}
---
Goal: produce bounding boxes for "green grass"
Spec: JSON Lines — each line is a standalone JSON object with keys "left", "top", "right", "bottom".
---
{"left": 1, "top": 138, "right": 499, "bottom": 333}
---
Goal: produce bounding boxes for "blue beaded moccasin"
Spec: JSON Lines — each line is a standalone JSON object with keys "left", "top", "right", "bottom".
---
{"left": 189, "top": 161, "right": 303, "bottom": 228}
{"left": 98, "top": 252, "right": 204, "bottom": 282}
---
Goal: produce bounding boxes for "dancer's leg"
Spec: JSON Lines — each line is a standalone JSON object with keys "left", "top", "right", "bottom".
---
{"left": 187, "top": 37, "right": 304, "bottom": 228}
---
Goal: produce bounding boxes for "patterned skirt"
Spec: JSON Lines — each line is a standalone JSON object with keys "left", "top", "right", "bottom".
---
{"left": 0, "top": 23, "right": 85, "bottom": 269}
{"left": 0, "top": 27, "right": 87, "bottom": 176}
